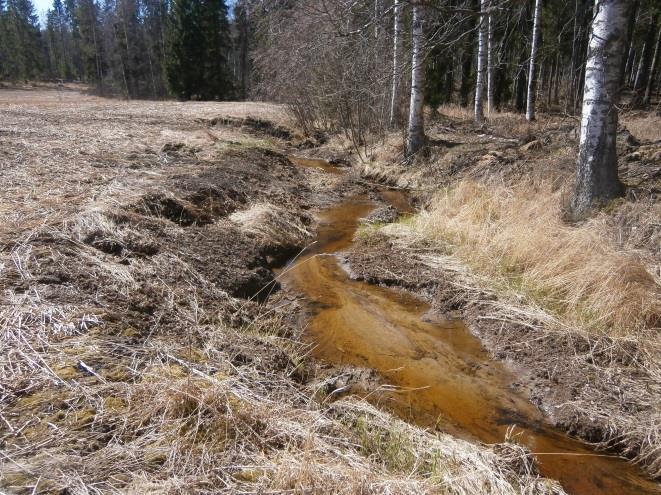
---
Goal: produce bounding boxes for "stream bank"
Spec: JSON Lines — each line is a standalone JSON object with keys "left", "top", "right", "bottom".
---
{"left": 277, "top": 176, "right": 660, "bottom": 495}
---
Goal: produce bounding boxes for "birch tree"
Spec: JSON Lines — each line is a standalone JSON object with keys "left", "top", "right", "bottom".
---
{"left": 487, "top": 3, "right": 495, "bottom": 114}
{"left": 526, "top": 0, "right": 542, "bottom": 121}
{"left": 390, "top": 0, "right": 402, "bottom": 127}
{"left": 571, "top": 0, "right": 631, "bottom": 218}
{"left": 406, "top": 3, "right": 426, "bottom": 156}
{"left": 474, "top": 0, "right": 488, "bottom": 123}
{"left": 632, "top": 13, "right": 658, "bottom": 106}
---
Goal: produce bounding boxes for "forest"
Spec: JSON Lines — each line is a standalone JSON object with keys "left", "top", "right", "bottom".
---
{"left": 1, "top": 0, "right": 659, "bottom": 108}
{"left": 0, "top": 0, "right": 660, "bottom": 494}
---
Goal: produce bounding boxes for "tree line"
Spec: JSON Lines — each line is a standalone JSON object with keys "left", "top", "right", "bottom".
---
{"left": 250, "top": 0, "right": 659, "bottom": 135}
{"left": 0, "top": 0, "right": 248, "bottom": 99}
{"left": 248, "top": 0, "right": 658, "bottom": 217}
{"left": 1, "top": 0, "right": 659, "bottom": 217}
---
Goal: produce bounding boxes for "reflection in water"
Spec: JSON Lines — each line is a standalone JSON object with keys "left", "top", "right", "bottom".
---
{"left": 280, "top": 189, "right": 660, "bottom": 495}
{"left": 289, "top": 156, "right": 344, "bottom": 174}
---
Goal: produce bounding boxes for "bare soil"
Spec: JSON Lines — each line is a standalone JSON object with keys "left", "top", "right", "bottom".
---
{"left": 343, "top": 112, "right": 661, "bottom": 481}
{"left": 1, "top": 87, "right": 657, "bottom": 494}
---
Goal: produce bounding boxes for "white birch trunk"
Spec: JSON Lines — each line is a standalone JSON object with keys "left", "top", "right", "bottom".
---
{"left": 390, "top": 0, "right": 402, "bottom": 127}
{"left": 487, "top": 5, "right": 495, "bottom": 114}
{"left": 406, "top": 4, "right": 426, "bottom": 156}
{"left": 571, "top": 0, "right": 630, "bottom": 218}
{"left": 526, "top": 0, "right": 542, "bottom": 121}
{"left": 474, "top": 0, "right": 488, "bottom": 123}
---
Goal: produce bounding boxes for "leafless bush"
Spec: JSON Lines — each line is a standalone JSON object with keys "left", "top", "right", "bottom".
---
{"left": 252, "top": 1, "right": 403, "bottom": 155}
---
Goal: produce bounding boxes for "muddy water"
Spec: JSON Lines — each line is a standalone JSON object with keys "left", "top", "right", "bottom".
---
{"left": 281, "top": 161, "right": 660, "bottom": 495}
{"left": 289, "top": 156, "right": 344, "bottom": 174}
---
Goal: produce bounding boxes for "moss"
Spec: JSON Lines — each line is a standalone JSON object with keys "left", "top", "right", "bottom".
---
{"left": 70, "top": 407, "right": 97, "bottom": 427}
{"left": 120, "top": 326, "right": 141, "bottom": 338}
{"left": 103, "top": 396, "right": 127, "bottom": 413}
{"left": 233, "top": 468, "right": 265, "bottom": 482}
{"left": 144, "top": 447, "right": 168, "bottom": 466}
{"left": 102, "top": 365, "right": 132, "bottom": 382}
{"left": 52, "top": 362, "right": 80, "bottom": 380}
{"left": 16, "top": 389, "right": 67, "bottom": 410}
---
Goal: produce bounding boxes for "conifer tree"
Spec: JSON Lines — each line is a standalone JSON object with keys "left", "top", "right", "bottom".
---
{"left": 166, "top": 0, "right": 231, "bottom": 100}
{"left": 46, "top": 0, "right": 72, "bottom": 79}
{"left": 3, "top": 0, "right": 42, "bottom": 80}
{"left": 0, "top": 0, "right": 8, "bottom": 79}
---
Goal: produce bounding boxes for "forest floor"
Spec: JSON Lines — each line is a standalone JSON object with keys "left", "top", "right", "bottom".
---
{"left": 0, "top": 86, "right": 569, "bottom": 494}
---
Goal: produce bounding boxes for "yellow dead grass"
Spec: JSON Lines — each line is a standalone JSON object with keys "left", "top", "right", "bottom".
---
{"left": 621, "top": 112, "right": 661, "bottom": 143}
{"left": 412, "top": 179, "right": 660, "bottom": 336}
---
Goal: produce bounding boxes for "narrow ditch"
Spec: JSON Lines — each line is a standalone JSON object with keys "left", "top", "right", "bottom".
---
{"left": 281, "top": 157, "right": 660, "bottom": 495}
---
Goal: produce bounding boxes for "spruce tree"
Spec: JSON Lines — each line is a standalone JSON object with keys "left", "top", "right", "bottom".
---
{"left": 76, "top": 0, "right": 104, "bottom": 87}
{"left": 4, "top": 0, "right": 42, "bottom": 80}
{"left": 0, "top": 0, "right": 7, "bottom": 79}
{"left": 46, "top": 0, "right": 71, "bottom": 79}
{"left": 166, "top": 0, "right": 231, "bottom": 100}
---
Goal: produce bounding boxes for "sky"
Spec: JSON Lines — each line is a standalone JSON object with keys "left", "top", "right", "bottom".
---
{"left": 33, "top": 0, "right": 236, "bottom": 25}
{"left": 34, "top": 0, "right": 51, "bottom": 23}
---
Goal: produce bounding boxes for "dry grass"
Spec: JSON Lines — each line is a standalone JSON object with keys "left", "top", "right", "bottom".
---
{"left": 411, "top": 178, "right": 660, "bottom": 336}
{"left": 0, "top": 87, "right": 566, "bottom": 494}
{"left": 621, "top": 112, "right": 661, "bottom": 142}
{"left": 434, "top": 104, "right": 573, "bottom": 140}
{"left": 349, "top": 106, "right": 661, "bottom": 480}
{"left": 230, "top": 202, "right": 312, "bottom": 250}
{"left": 365, "top": 216, "right": 661, "bottom": 478}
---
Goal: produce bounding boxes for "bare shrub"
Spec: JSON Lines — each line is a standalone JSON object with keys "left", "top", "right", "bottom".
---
{"left": 252, "top": 1, "right": 401, "bottom": 155}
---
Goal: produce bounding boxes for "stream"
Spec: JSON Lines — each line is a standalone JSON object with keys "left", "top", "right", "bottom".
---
{"left": 281, "top": 158, "right": 660, "bottom": 495}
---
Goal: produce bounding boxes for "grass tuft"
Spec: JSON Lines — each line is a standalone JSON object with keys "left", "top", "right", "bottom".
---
{"left": 411, "top": 179, "right": 659, "bottom": 336}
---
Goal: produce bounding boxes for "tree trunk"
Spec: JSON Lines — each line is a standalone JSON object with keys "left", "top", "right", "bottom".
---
{"left": 621, "top": 0, "right": 639, "bottom": 86}
{"left": 390, "top": 0, "right": 402, "bottom": 127}
{"left": 515, "top": 51, "right": 526, "bottom": 112}
{"left": 571, "top": 0, "right": 630, "bottom": 219}
{"left": 487, "top": 3, "right": 495, "bottom": 114}
{"left": 526, "top": 0, "right": 542, "bottom": 121}
{"left": 547, "top": 56, "right": 556, "bottom": 107}
{"left": 643, "top": 28, "right": 661, "bottom": 106}
{"left": 632, "top": 13, "right": 658, "bottom": 106}
{"left": 406, "top": 4, "right": 426, "bottom": 156}
{"left": 566, "top": 0, "right": 579, "bottom": 112}
{"left": 474, "top": 0, "right": 488, "bottom": 122}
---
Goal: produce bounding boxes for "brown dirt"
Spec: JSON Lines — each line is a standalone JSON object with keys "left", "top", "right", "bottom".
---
{"left": 342, "top": 112, "right": 661, "bottom": 482}
{"left": 1, "top": 87, "right": 654, "bottom": 494}
{"left": 0, "top": 88, "right": 374, "bottom": 494}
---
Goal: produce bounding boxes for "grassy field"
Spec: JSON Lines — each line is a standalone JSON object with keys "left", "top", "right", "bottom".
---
{"left": 0, "top": 87, "right": 568, "bottom": 494}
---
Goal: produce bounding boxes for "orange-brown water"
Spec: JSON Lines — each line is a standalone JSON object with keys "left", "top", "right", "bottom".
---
{"left": 289, "top": 156, "right": 344, "bottom": 174}
{"left": 282, "top": 158, "right": 660, "bottom": 494}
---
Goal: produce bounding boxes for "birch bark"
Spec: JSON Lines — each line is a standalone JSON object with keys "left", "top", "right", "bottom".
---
{"left": 571, "top": 0, "right": 631, "bottom": 218}
{"left": 526, "top": 0, "right": 542, "bottom": 121}
{"left": 474, "top": 0, "right": 488, "bottom": 123}
{"left": 390, "top": 0, "right": 402, "bottom": 127}
{"left": 643, "top": 28, "right": 661, "bottom": 105}
{"left": 406, "top": 4, "right": 426, "bottom": 156}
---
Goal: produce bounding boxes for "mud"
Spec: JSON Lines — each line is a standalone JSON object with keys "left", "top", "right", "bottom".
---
{"left": 282, "top": 190, "right": 660, "bottom": 495}
{"left": 346, "top": 230, "right": 661, "bottom": 487}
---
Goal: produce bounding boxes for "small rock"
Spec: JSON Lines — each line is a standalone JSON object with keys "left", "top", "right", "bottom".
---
{"left": 361, "top": 205, "right": 399, "bottom": 224}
